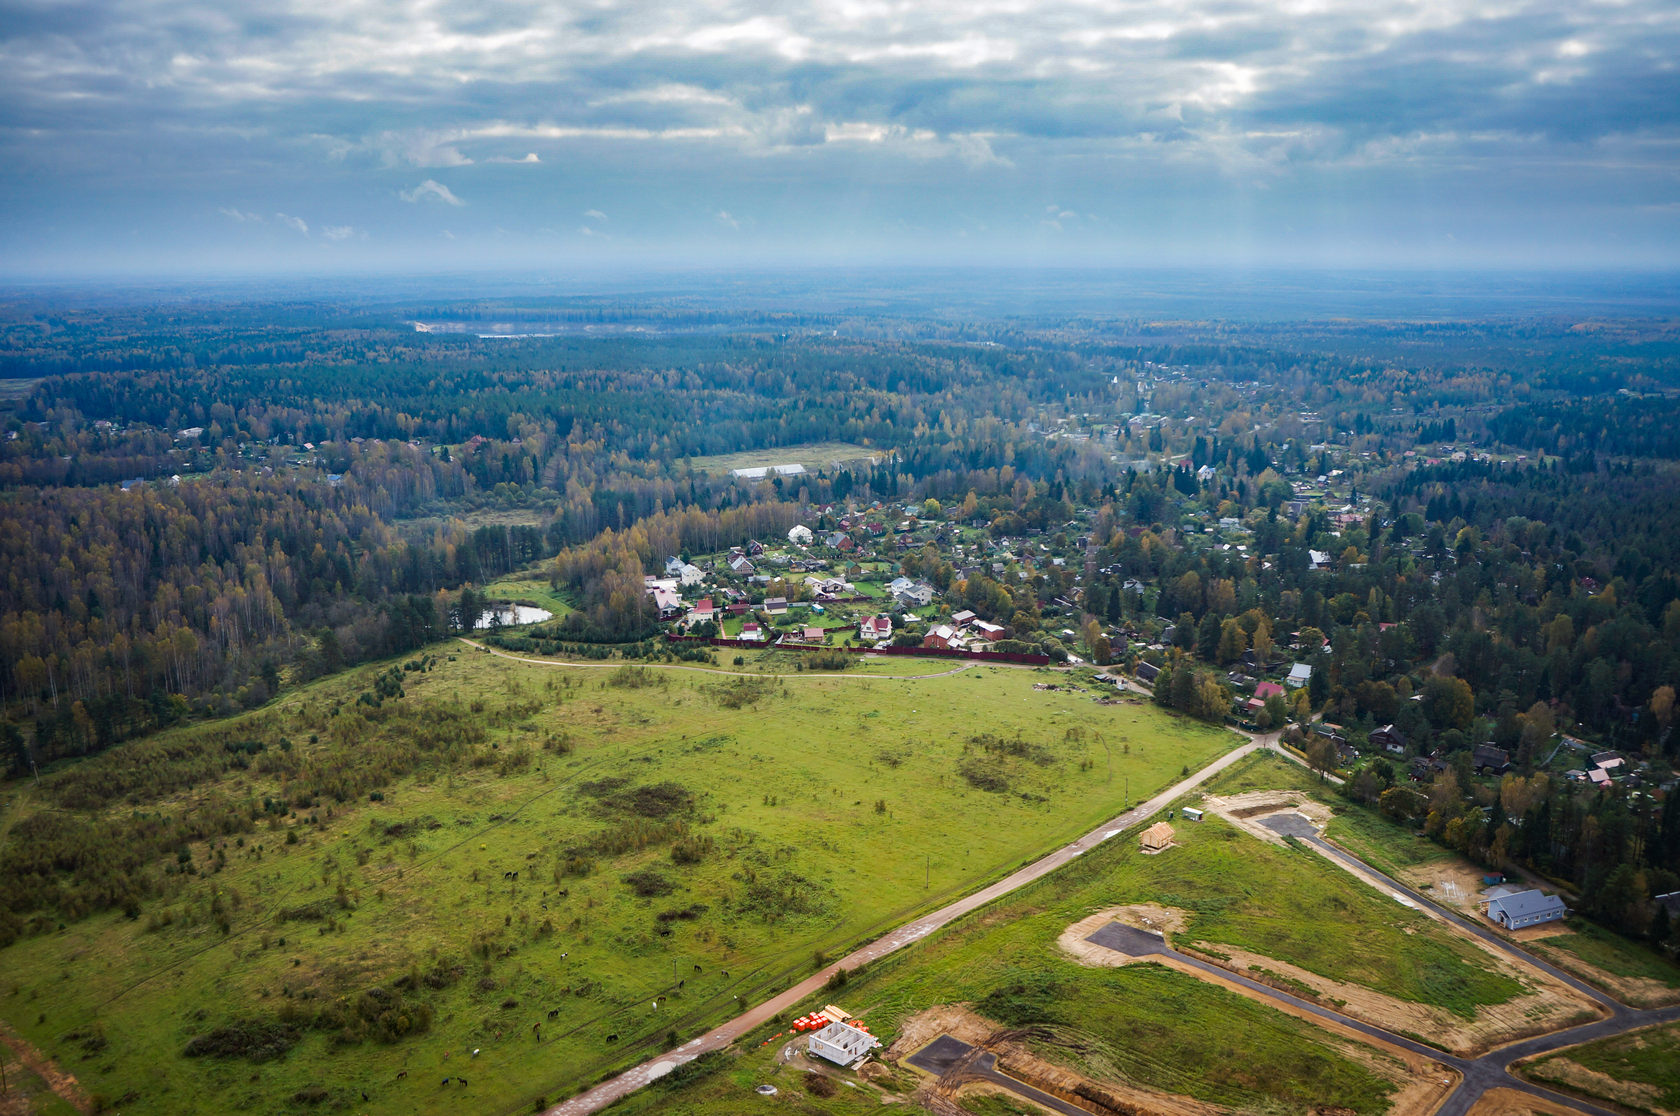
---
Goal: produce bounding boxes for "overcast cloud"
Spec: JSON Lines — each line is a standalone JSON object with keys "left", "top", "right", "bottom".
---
{"left": 1, "top": 0, "right": 1676, "bottom": 275}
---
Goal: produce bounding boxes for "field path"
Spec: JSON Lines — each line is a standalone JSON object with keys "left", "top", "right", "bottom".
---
{"left": 460, "top": 637, "right": 977, "bottom": 679}
{"left": 544, "top": 737, "right": 1264, "bottom": 1116}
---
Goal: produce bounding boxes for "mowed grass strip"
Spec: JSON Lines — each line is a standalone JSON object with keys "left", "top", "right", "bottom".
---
{"left": 0, "top": 650, "right": 1234, "bottom": 1116}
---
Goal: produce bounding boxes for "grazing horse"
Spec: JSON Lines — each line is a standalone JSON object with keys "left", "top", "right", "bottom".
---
{"left": 606, "top": 1033, "right": 619, "bottom": 1043}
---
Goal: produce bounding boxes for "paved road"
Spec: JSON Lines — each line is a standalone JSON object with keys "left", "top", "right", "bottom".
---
{"left": 543, "top": 737, "right": 1266, "bottom": 1116}
{"left": 1074, "top": 860, "right": 1680, "bottom": 1116}
{"left": 907, "top": 1035, "right": 1092, "bottom": 1116}
{"left": 537, "top": 710, "right": 1656, "bottom": 1116}
{"left": 1302, "top": 834, "right": 1622, "bottom": 1016}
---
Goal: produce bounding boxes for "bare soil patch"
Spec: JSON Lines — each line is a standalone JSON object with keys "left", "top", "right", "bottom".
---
{"left": 0, "top": 1019, "right": 93, "bottom": 1114}
{"left": 1399, "top": 861, "right": 1496, "bottom": 918}
{"left": 1200, "top": 791, "right": 1333, "bottom": 846}
{"left": 1057, "top": 905, "right": 1190, "bottom": 967}
{"left": 1506, "top": 925, "right": 1572, "bottom": 943}
{"left": 1462, "top": 1086, "right": 1595, "bottom": 1116}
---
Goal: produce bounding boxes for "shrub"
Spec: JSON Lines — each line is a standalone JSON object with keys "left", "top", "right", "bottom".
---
{"left": 622, "top": 869, "right": 676, "bottom": 897}
{"left": 183, "top": 1019, "right": 300, "bottom": 1062}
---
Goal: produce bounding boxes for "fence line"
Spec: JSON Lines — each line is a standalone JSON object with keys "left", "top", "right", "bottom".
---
{"left": 665, "top": 634, "right": 1049, "bottom": 666}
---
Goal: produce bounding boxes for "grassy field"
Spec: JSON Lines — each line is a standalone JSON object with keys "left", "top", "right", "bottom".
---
{"left": 686, "top": 442, "right": 882, "bottom": 475}
{"left": 1323, "top": 805, "right": 1453, "bottom": 879}
{"left": 0, "top": 648, "right": 1234, "bottom": 1116}
{"left": 1259, "top": 766, "right": 1680, "bottom": 1006}
{"left": 617, "top": 753, "right": 1507, "bottom": 1115}
{"left": 1522, "top": 1020, "right": 1680, "bottom": 1115}
{"left": 476, "top": 574, "right": 575, "bottom": 617}
{"left": 1529, "top": 920, "right": 1680, "bottom": 989}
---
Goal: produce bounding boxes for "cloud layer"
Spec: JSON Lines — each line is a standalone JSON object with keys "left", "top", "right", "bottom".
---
{"left": 2, "top": 0, "right": 1677, "bottom": 273}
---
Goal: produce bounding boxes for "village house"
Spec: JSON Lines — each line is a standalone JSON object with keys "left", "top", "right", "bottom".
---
{"left": 1369, "top": 724, "right": 1406, "bottom": 755}
{"left": 739, "top": 621, "right": 765, "bottom": 642}
{"left": 787, "top": 524, "right": 814, "bottom": 545}
{"left": 1472, "top": 744, "right": 1511, "bottom": 775}
{"left": 922, "top": 624, "right": 960, "bottom": 650}
{"left": 859, "top": 615, "right": 892, "bottom": 642}
{"left": 893, "top": 583, "right": 935, "bottom": 608}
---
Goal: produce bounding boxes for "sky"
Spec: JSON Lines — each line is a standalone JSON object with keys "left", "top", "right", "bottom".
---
{"left": 2, "top": 0, "right": 1678, "bottom": 278}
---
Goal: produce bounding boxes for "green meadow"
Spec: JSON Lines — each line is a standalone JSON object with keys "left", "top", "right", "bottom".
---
{"left": 0, "top": 648, "right": 1233, "bottom": 1116}
{"left": 475, "top": 575, "right": 577, "bottom": 618}
{"left": 616, "top": 752, "right": 1517, "bottom": 1115}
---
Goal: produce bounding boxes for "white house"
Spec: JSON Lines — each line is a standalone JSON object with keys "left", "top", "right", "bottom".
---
{"left": 860, "top": 615, "right": 892, "bottom": 641}
{"left": 893, "top": 583, "right": 935, "bottom": 608}
{"left": 678, "top": 563, "right": 705, "bottom": 587}
{"left": 1286, "top": 663, "right": 1313, "bottom": 688}
{"left": 787, "top": 524, "right": 814, "bottom": 545}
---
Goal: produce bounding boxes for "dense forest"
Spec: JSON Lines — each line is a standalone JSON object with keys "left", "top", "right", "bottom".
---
{"left": 2, "top": 297, "right": 1678, "bottom": 950}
